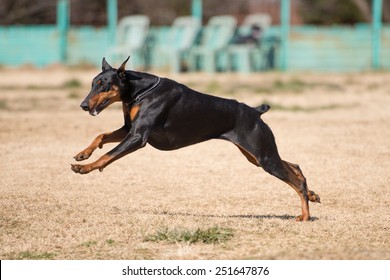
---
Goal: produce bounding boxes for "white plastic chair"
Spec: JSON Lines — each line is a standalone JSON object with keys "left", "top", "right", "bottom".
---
{"left": 228, "top": 13, "right": 272, "bottom": 72}
{"left": 190, "top": 15, "right": 237, "bottom": 72}
{"left": 159, "top": 16, "right": 201, "bottom": 72}
{"left": 108, "top": 15, "right": 150, "bottom": 69}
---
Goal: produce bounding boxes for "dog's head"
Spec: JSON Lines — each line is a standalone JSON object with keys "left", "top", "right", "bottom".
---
{"left": 80, "top": 57, "right": 133, "bottom": 116}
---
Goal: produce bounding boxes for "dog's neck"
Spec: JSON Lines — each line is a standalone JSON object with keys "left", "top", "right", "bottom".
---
{"left": 127, "top": 77, "right": 161, "bottom": 105}
{"left": 122, "top": 71, "right": 161, "bottom": 105}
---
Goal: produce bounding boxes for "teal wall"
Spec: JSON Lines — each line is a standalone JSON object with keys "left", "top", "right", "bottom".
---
{"left": 291, "top": 25, "right": 390, "bottom": 71}
{"left": 0, "top": 26, "right": 110, "bottom": 67}
{"left": 0, "top": 24, "right": 389, "bottom": 71}
{"left": 0, "top": 26, "right": 60, "bottom": 67}
{"left": 381, "top": 27, "right": 390, "bottom": 69}
{"left": 289, "top": 25, "right": 372, "bottom": 72}
{"left": 67, "top": 27, "right": 110, "bottom": 65}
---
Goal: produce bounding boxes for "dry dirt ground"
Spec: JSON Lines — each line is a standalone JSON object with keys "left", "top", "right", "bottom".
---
{"left": 0, "top": 67, "right": 389, "bottom": 260}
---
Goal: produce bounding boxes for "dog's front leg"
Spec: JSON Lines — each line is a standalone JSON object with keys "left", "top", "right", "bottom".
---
{"left": 71, "top": 130, "right": 148, "bottom": 174}
{"left": 74, "top": 126, "right": 129, "bottom": 161}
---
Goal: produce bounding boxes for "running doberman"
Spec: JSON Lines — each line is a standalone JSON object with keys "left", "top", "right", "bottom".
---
{"left": 71, "top": 57, "right": 321, "bottom": 221}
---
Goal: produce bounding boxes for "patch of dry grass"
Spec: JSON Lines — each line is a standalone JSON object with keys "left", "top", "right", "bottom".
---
{"left": 0, "top": 69, "right": 389, "bottom": 259}
{"left": 144, "top": 226, "right": 234, "bottom": 244}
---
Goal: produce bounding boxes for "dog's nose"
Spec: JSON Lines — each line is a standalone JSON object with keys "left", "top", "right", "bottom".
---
{"left": 80, "top": 102, "right": 89, "bottom": 111}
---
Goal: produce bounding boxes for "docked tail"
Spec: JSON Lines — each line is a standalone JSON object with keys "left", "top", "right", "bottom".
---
{"left": 255, "top": 104, "right": 270, "bottom": 115}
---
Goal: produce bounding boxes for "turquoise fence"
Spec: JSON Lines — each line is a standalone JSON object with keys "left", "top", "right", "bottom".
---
{"left": 0, "top": 26, "right": 60, "bottom": 67}
{"left": 67, "top": 27, "right": 110, "bottom": 66}
{"left": 0, "top": 24, "right": 389, "bottom": 71}
{"left": 288, "top": 25, "right": 389, "bottom": 72}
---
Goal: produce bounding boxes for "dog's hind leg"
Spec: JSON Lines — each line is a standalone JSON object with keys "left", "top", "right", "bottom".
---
{"left": 232, "top": 140, "right": 312, "bottom": 221}
{"left": 256, "top": 153, "right": 315, "bottom": 221}
{"left": 226, "top": 121, "right": 320, "bottom": 221}
{"left": 278, "top": 160, "right": 320, "bottom": 221}
{"left": 283, "top": 161, "right": 321, "bottom": 204}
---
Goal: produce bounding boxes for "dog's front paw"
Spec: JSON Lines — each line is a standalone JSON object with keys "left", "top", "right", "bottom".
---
{"left": 71, "top": 164, "right": 91, "bottom": 174}
{"left": 74, "top": 149, "right": 93, "bottom": 161}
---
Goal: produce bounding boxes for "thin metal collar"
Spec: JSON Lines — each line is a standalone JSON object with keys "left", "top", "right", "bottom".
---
{"left": 128, "top": 77, "right": 161, "bottom": 105}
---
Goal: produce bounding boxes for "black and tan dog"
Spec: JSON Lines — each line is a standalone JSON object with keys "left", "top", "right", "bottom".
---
{"left": 71, "top": 57, "right": 320, "bottom": 221}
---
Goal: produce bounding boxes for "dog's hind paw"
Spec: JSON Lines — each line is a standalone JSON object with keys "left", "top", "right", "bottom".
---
{"left": 308, "top": 190, "right": 321, "bottom": 203}
{"left": 295, "top": 215, "right": 310, "bottom": 222}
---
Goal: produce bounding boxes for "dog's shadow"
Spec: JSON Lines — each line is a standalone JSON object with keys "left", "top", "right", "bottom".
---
{"left": 141, "top": 210, "right": 318, "bottom": 221}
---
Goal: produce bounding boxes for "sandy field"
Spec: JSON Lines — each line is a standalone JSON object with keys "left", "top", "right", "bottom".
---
{"left": 0, "top": 67, "right": 389, "bottom": 259}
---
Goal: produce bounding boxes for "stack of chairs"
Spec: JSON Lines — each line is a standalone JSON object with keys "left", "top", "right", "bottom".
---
{"left": 107, "top": 13, "right": 276, "bottom": 73}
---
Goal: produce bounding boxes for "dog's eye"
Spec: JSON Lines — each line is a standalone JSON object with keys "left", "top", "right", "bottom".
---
{"left": 94, "top": 80, "right": 103, "bottom": 88}
{"left": 100, "top": 80, "right": 108, "bottom": 88}
{"left": 98, "top": 82, "right": 111, "bottom": 91}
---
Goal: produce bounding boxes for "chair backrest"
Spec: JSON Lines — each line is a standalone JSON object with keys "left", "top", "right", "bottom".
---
{"left": 239, "top": 13, "right": 272, "bottom": 36}
{"left": 116, "top": 15, "right": 150, "bottom": 48}
{"left": 201, "top": 15, "right": 237, "bottom": 49}
{"left": 243, "top": 13, "right": 272, "bottom": 28}
{"left": 169, "top": 16, "right": 201, "bottom": 51}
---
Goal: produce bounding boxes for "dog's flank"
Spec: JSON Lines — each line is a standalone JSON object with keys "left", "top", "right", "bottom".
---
{"left": 72, "top": 57, "right": 320, "bottom": 221}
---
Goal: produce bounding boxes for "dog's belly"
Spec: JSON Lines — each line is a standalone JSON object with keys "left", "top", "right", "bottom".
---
{"left": 147, "top": 125, "right": 225, "bottom": 151}
{"left": 147, "top": 136, "right": 205, "bottom": 150}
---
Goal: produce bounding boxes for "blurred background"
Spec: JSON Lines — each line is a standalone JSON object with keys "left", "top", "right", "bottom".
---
{"left": 1, "top": 1, "right": 390, "bottom": 262}
{"left": 0, "top": 0, "right": 389, "bottom": 72}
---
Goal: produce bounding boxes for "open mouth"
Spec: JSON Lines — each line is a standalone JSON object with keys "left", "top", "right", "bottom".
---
{"left": 99, "top": 99, "right": 110, "bottom": 109}
{"left": 90, "top": 99, "right": 110, "bottom": 116}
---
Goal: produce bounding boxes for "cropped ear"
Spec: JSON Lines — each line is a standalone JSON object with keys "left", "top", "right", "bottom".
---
{"left": 116, "top": 56, "right": 130, "bottom": 79}
{"left": 102, "top": 57, "right": 112, "bottom": 71}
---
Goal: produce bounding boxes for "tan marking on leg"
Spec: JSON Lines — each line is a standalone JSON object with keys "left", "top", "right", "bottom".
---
{"left": 74, "top": 129, "right": 128, "bottom": 161}
{"left": 130, "top": 105, "right": 140, "bottom": 121}
{"left": 89, "top": 154, "right": 113, "bottom": 172}
{"left": 235, "top": 144, "right": 260, "bottom": 166}
{"left": 282, "top": 161, "right": 311, "bottom": 221}
{"left": 284, "top": 161, "right": 321, "bottom": 203}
